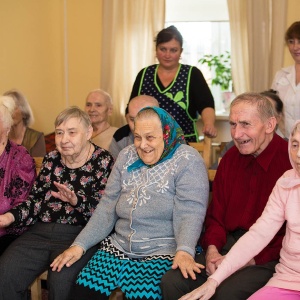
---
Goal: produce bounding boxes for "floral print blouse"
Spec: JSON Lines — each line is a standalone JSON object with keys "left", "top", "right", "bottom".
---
{"left": 0, "top": 141, "right": 36, "bottom": 237}
{"left": 10, "top": 144, "right": 114, "bottom": 227}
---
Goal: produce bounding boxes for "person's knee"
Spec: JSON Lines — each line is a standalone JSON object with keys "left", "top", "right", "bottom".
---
{"left": 161, "top": 268, "right": 182, "bottom": 289}
{"left": 211, "top": 265, "right": 275, "bottom": 300}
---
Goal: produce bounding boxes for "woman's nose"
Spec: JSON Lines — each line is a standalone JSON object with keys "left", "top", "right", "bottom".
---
{"left": 61, "top": 133, "right": 68, "bottom": 143}
{"left": 140, "top": 138, "right": 148, "bottom": 149}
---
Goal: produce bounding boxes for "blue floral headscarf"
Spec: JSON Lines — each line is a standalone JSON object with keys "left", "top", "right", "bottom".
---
{"left": 127, "top": 107, "right": 186, "bottom": 171}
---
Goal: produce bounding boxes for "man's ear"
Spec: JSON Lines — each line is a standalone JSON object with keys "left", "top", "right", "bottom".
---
{"left": 108, "top": 105, "right": 113, "bottom": 116}
{"left": 265, "top": 116, "right": 277, "bottom": 134}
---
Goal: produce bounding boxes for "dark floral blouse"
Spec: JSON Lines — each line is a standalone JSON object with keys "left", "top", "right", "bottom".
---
{"left": 10, "top": 144, "right": 114, "bottom": 227}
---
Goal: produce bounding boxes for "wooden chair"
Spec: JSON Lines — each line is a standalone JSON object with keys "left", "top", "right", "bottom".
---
{"left": 30, "top": 270, "right": 48, "bottom": 300}
{"left": 33, "top": 157, "right": 44, "bottom": 175}
{"left": 29, "top": 157, "right": 47, "bottom": 300}
{"left": 208, "top": 169, "right": 217, "bottom": 182}
{"left": 189, "top": 136, "right": 212, "bottom": 169}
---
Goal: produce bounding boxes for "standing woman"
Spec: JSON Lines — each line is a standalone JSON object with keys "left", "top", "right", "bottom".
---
{"left": 271, "top": 21, "right": 300, "bottom": 139}
{"left": 4, "top": 89, "right": 46, "bottom": 157}
{"left": 0, "top": 96, "right": 36, "bottom": 255}
{"left": 130, "top": 25, "right": 217, "bottom": 142}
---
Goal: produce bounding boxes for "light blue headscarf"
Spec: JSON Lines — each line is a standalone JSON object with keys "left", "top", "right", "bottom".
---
{"left": 127, "top": 107, "right": 186, "bottom": 171}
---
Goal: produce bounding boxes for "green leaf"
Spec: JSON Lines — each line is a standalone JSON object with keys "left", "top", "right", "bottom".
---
{"left": 165, "top": 92, "right": 173, "bottom": 100}
{"left": 177, "top": 102, "right": 186, "bottom": 110}
{"left": 198, "top": 51, "right": 232, "bottom": 91}
{"left": 174, "top": 91, "right": 184, "bottom": 102}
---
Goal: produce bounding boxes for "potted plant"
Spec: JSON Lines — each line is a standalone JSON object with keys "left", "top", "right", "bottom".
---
{"left": 199, "top": 51, "right": 234, "bottom": 111}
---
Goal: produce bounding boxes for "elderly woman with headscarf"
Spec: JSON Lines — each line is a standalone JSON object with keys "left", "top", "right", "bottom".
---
{"left": 0, "top": 96, "right": 36, "bottom": 256}
{"left": 0, "top": 106, "right": 114, "bottom": 300}
{"left": 51, "top": 107, "right": 209, "bottom": 300}
{"left": 4, "top": 89, "right": 46, "bottom": 157}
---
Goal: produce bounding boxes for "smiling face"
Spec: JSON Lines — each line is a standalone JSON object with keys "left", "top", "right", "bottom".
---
{"left": 156, "top": 38, "right": 182, "bottom": 70}
{"left": 55, "top": 117, "right": 92, "bottom": 159}
{"left": 287, "top": 38, "right": 300, "bottom": 64}
{"left": 85, "top": 92, "right": 112, "bottom": 126}
{"left": 134, "top": 115, "right": 164, "bottom": 165}
{"left": 230, "top": 102, "right": 276, "bottom": 156}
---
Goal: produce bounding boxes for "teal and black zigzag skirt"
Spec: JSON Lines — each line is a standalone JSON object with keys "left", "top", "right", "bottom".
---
{"left": 74, "top": 237, "right": 174, "bottom": 300}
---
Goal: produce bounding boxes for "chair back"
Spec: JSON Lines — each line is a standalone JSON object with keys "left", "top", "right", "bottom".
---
{"left": 189, "top": 136, "right": 212, "bottom": 169}
{"left": 33, "top": 157, "right": 44, "bottom": 175}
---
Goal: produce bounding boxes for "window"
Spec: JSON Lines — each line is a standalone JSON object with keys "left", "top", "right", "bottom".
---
{"left": 165, "top": 0, "right": 231, "bottom": 112}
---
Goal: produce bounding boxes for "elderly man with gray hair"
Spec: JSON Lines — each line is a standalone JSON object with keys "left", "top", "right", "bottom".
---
{"left": 161, "top": 92, "right": 292, "bottom": 300}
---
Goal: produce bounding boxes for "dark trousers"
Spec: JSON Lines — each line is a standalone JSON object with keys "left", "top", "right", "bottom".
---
{"left": 161, "top": 231, "right": 277, "bottom": 300}
{"left": 0, "top": 223, "right": 98, "bottom": 300}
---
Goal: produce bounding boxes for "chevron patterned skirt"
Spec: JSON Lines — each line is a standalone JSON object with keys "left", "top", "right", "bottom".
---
{"left": 73, "top": 237, "right": 174, "bottom": 300}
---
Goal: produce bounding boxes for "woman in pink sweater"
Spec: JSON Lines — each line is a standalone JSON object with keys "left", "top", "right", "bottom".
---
{"left": 180, "top": 120, "right": 300, "bottom": 299}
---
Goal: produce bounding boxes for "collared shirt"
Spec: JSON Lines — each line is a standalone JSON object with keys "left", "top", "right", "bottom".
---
{"left": 201, "top": 134, "right": 291, "bottom": 264}
{"left": 272, "top": 65, "right": 300, "bottom": 138}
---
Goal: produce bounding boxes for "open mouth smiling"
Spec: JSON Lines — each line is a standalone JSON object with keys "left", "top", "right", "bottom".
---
{"left": 142, "top": 149, "right": 154, "bottom": 154}
{"left": 238, "top": 139, "right": 251, "bottom": 145}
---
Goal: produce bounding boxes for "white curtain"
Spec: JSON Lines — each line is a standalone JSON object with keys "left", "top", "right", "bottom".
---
{"left": 100, "top": 0, "right": 165, "bottom": 127}
{"left": 227, "top": 0, "right": 286, "bottom": 94}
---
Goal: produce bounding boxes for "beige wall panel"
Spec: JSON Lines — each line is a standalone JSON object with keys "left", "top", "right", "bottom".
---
{"left": 66, "top": 0, "right": 102, "bottom": 110}
{"left": 0, "top": 0, "right": 65, "bottom": 134}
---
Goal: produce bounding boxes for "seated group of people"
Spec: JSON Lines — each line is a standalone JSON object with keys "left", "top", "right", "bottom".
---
{"left": 0, "top": 89, "right": 298, "bottom": 300}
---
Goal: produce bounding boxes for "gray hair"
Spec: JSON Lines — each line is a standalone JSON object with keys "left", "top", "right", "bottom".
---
{"left": 291, "top": 123, "right": 300, "bottom": 137}
{"left": 0, "top": 96, "right": 16, "bottom": 130}
{"left": 55, "top": 106, "right": 92, "bottom": 129}
{"left": 3, "top": 89, "right": 34, "bottom": 127}
{"left": 230, "top": 92, "right": 275, "bottom": 122}
{"left": 135, "top": 107, "right": 161, "bottom": 124}
{"left": 86, "top": 89, "right": 112, "bottom": 106}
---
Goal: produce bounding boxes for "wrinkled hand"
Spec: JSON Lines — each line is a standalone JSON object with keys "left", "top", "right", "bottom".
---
{"left": 0, "top": 213, "right": 15, "bottom": 228}
{"left": 50, "top": 245, "right": 84, "bottom": 272}
{"left": 51, "top": 181, "right": 78, "bottom": 206}
{"left": 179, "top": 278, "right": 218, "bottom": 300}
{"left": 172, "top": 251, "right": 205, "bottom": 280}
{"left": 202, "top": 124, "right": 217, "bottom": 138}
{"left": 205, "top": 246, "right": 223, "bottom": 276}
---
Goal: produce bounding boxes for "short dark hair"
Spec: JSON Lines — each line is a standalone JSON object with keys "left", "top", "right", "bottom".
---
{"left": 285, "top": 21, "right": 300, "bottom": 43}
{"left": 154, "top": 25, "right": 183, "bottom": 48}
{"left": 260, "top": 89, "right": 283, "bottom": 115}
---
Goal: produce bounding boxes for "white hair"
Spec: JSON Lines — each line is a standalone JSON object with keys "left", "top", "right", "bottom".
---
{"left": 0, "top": 96, "right": 16, "bottom": 130}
